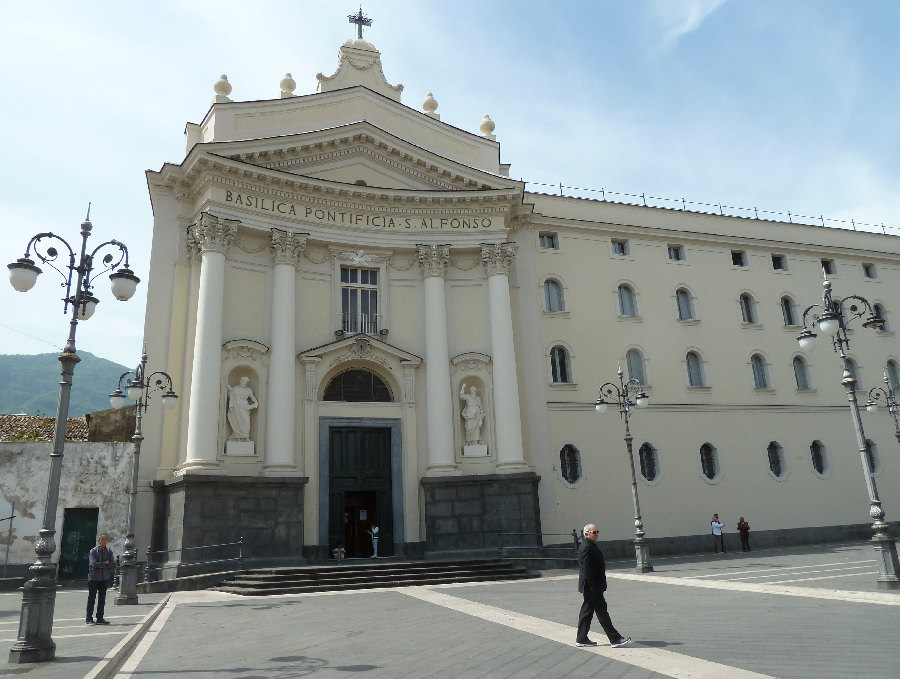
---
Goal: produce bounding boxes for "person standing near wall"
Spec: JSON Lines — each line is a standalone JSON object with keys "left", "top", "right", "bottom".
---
{"left": 86, "top": 533, "right": 114, "bottom": 625}
{"left": 711, "top": 514, "right": 726, "bottom": 555}
{"left": 737, "top": 517, "right": 751, "bottom": 552}
{"left": 368, "top": 523, "right": 379, "bottom": 558}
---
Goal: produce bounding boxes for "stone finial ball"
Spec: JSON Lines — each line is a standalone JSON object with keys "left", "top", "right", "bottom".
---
{"left": 214, "top": 74, "right": 233, "bottom": 97}
{"left": 280, "top": 73, "right": 296, "bottom": 94}
{"left": 423, "top": 92, "right": 438, "bottom": 114}
{"left": 480, "top": 114, "right": 495, "bottom": 136}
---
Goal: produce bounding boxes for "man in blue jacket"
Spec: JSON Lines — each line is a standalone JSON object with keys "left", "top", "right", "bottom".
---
{"left": 576, "top": 523, "right": 631, "bottom": 648}
{"left": 86, "top": 533, "right": 114, "bottom": 625}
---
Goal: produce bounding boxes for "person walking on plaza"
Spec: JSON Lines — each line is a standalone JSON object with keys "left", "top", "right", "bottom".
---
{"left": 86, "top": 532, "right": 114, "bottom": 625}
{"left": 575, "top": 523, "right": 631, "bottom": 648}
{"left": 711, "top": 514, "right": 726, "bottom": 554}
{"left": 737, "top": 516, "right": 751, "bottom": 552}
{"left": 368, "top": 523, "right": 379, "bottom": 558}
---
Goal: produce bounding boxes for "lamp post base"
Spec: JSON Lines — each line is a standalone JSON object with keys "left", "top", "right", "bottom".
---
{"left": 115, "top": 562, "right": 140, "bottom": 605}
{"left": 8, "top": 581, "right": 57, "bottom": 664}
{"left": 633, "top": 538, "right": 653, "bottom": 574}
{"left": 872, "top": 534, "right": 900, "bottom": 590}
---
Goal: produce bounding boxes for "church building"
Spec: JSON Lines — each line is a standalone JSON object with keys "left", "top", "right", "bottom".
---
{"left": 138, "top": 21, "right": 900, "bottom": 565}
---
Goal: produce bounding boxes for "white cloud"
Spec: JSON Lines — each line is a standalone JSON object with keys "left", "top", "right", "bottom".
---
{"left": 650, "top": 0, "right": 729, "bottom": 52}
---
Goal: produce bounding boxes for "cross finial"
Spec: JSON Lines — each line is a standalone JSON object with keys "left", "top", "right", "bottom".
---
{"left": 348, "top": 6, "right": 372, "bottom": 39}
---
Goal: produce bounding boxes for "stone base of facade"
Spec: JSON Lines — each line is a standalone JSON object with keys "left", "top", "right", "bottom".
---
{"left": 421, "top": 472, "right": 541, "bottom": 552}
{"left": 151, "top": 474, "right": 308, "bottom": 576}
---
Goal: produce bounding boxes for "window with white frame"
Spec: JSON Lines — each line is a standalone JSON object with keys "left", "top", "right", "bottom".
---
{"left": 560, "top": 444, "right": 582, "bottom": 484}
{"left": 821, "top": 258, "right": 836, "bottom": 275}
{"left": 751, "top": 354, "right": 769, "bottom": 389}
{"left": 617, "top": 284, "right": 637, "bottom": 317}
{"left": 700, "top": 443, "right": 719, "bottom": 481}
{"left": 873, "top": 303, "right": 888, "bottom": 331}
{"left": 781, "top": 296, "right": 797, "bottom": 326}
{"left": 686, "top": 351, "right": 705, "bottom": 387}
{"left": 862, "top": 263, "right": 877, "bottom": 279}
{"left": 676, "top": 288, "right": 694, "bottom": 320}
{"left": 793, "top": 356, "right": 811, "bottom": 391}
{"left": 539, "top": 232, "right": 559, "bottom": 249}
{"left": 668, "top": 245, "right": 685, "bottom": 261}
{"left": 767, "top": 441, "right": 786, "bottom": 478}
{"left": 810, "top": 440, "right": 828, "bottom": 476}
{"left": 341, "top": 267, "right": 379, "bottom": 334}
{"left": 611, "top": 239, "right": 629, "bottom": 256}
{"left": 626, "top": 349, "right": 647, "bottom": 386}
{"left": 739, "top": 293, "right": 756, "bottom": 324}
{"left": 731, "top": 250, "right": 747, "bottom": 267}
{"left": 771, "top": 254, "right": 787, "bottom": 270}
{"left": 544, "top": 279, "right": 565, "bottom": 312}
{"left": 639, "top": 443, "right": 659, "bottom": 482}
{"left": 887, "top": 360, "right": 900, "bottom": 389}
{"left": 550, "top": 346, "right": 572, "bottom": 384}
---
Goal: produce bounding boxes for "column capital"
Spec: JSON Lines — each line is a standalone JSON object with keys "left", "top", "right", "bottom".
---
{"left": 271, "top": 228, "right": 308, "bottom": 265}
{"left": 188, "top": 213, "right": 239, "bottom": 255}
{"left": 481, "top": 242, "right": 517, "bottom": 277}
{"left": 417, "top": 243, "right": 451, "bottom": 278}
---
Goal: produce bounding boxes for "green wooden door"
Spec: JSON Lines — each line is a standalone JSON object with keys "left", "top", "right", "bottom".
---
{"left": 58, "top": 507, "right": 99, "bottom": 580}
{"left": 329, "top": 427, "right": 392, "bottom": 557}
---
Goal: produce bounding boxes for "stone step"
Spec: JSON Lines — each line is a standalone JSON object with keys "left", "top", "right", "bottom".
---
{"left": 226, "top": 562, "right": 522, "bottom": 584}
{"left": 223, "top": 567, "right": 526, "bottom": 589}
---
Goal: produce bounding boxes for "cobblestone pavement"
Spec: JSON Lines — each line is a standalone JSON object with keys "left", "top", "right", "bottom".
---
{"left": 1, "top": 543, "right": 898, "bottom": 678}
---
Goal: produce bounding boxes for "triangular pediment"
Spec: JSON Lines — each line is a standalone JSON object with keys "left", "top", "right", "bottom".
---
{"left": 300, "top": 334, "right": 421, "bottom": 366}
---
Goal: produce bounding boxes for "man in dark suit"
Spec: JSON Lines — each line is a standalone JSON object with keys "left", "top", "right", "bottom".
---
{"left": 576, "top": 523, "right": 631, "bottom": 648}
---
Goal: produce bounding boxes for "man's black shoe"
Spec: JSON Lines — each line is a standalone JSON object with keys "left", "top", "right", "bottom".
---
{"left": 95, "top": 619, "right": 111, "bottom": 625}
{"left": 85, "top": 619, "right": 94, "bottom": 625}
{"left": 575, "top": 639, "right": 598, "bottom": 647}
{"left": 611, "top": 637, "right": 632, "bottom": 648}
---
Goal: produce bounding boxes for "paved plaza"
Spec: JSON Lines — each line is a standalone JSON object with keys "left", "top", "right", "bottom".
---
{"left": 1, "top": 542, "right": 898, "bottom": 678}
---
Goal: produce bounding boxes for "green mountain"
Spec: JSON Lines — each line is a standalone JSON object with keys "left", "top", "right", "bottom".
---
{"left": 0, "top": 352, "right": 131, "bottom": 417}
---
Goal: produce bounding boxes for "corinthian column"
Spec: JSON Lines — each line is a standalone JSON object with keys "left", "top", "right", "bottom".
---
{"left": 265, "top": 229, "right": 306, "bottom": 473}
{"left": 481, "top": 243, "right": 527, "bottom": 471}
{"left": 183, "top": 214, "right": 238, "bottom": 469}
{"left": 417, "top": 244, "right": 459, "bottom": 475}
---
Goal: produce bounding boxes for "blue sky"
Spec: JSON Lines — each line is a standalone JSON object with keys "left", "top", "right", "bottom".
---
{"left": 1, "top": 0, "right": 898, "bottom": 366}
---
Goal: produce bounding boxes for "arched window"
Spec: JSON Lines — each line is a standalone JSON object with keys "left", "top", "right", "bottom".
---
{"left": 810, "top": 440, "right": 828, "bottom": 476}
{"left": 751, "top": 354, "right": 769, "bottom": 389}
{"left": 686, "top": 351, "right": 705, "bottom": 387}
{"left": 639, "top": 443, "right": 658, "bottom": 482}
{"left": 617, "top": 284, "right": 637, "bottom": 317}
{"left": 560, "top": 444, "right": 581, "bottom": 484}
{"left": 323, "top": 369, "right": 392, "bottom": 402}
{"left": 544, "top": 279, "right": 564, "bottom": 312}
{"left": 846, "top": 358, "right": 861, "bottom": 389}
{"left": 675, "top": 288, "right": 694, "bottom": 320}
{"left": 781, "top": 296, "right": 796, "bottom": 326}
{"left": 739, "top": 293, "right": 756, "bottom": 324}
{"left": 626, "top": 349, "right": 646, "bottom": 386}
{"left": 550, "top": 346, "right": 572, "bottom": 384}
{"left": 700, "top": 443, "right": 719, "bottom": 480}
{"left": 873, "top": 303, "right": 889, "bottom": 331}
{"left": 864, "top": 439, "right": 880, "bottom": 475}
{"left": 767, "top": 441, "right": 785, "bottom": 478}
{"left": 793, "top": 356, "right": 810, "bottom": 391}
{"left": 887, "top": 360, "right": 900, "bottom": 390}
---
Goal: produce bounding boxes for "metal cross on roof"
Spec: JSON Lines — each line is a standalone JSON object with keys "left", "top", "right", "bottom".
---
{"left": 348, "top": 6, "right": 372, "bottom": 39}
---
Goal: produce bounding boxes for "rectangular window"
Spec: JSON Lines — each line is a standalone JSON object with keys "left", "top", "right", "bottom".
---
{"left": 731, "top": 250, "right": 747, "bottom": 267}
{"left": 611, "top": 239, "right": 629, "bottom": 256}
{"left": 668, "top": 245, "right": 684, "bottom": 261}
{"left": 821, "top": 259, "right": 835, "bottom": 275}
{"left": 341, "top": 266, "right": 379, "bottom": 333}
{"left": 771, "top": 254, "right": 786, "bottom": 270}
{"left": 539, "top": 232, "right": 559, "bottom": 250}
{"left": 862, "top": 263, "right": 876, "bottom": 279}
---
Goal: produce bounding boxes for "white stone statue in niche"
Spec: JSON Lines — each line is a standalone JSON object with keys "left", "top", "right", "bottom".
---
{"left": 227, "top": 376, "right": 258, "bottom": 441}
{"left": 459, "top": 383, "right": 485, "bottom": 444}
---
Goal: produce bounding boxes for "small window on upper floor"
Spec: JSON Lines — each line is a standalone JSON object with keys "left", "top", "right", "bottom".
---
{"left": 668, "top": 245, "right": 685, "bottom": 261}
{"left": 675, "top": 288, "right": 694, "bottom": 320}
{"left": 873, "top": 303, "right": 889, "bottom": 331}
{"left": 821, "top": 258, "right": 836, "bottom": 275}
{"left": 781, "top": 296, "right": 797, "bottom": 326}
{"left": 686, "top": 351, "right": 706, "bottom": 387}
{"left": 731, "top": 250, "right": 747, "bottom": 267}
{"left": 751, "top": 354, "right": 769, "bottom": 389}
{"left": 793, "top": 356, "right": 811, "bottom": 391}
{"left": 539, "top": 232, "right": 559, "bottom": 250}
{"left": 617, "top": 284, "right": 637, "bottom": 317}
{"left": 862, "top": 263, "right": 877, "bottom": 279}
{"left": 887, "top": 360, "right": 900, "bottom": 390}
{"left": 739, "top": 293, "right": 757, "bottom": 324}
{"left": 550, "top": 346, "right": 573, "bottom": 384}
{"left": 771, "top": 254, "right": 787, "bottom": 271}
{"left": 611, "top": 239, "right": 629, "bottom": 256}
{"left": 544, "top": 279, "right": 565, "bottom": 312}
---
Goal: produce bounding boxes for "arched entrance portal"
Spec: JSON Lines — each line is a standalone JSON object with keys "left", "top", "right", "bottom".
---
{"left": 322, "top": 369, "right": 397, "bottom": 558}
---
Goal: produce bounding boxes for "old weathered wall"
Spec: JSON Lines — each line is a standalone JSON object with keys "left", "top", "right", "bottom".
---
{"left": 0, "top": 442, "right": 132, "bottom": 569}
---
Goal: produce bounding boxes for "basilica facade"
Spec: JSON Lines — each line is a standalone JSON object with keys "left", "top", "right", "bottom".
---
{"left": 137, "top": 35, "right": 900, "bottom": 565}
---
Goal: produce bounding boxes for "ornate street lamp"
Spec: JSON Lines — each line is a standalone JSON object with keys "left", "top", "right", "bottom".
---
{"left": 7, "top": 207, "right": 140, "bottom": 663}
{"left": 595, "top": 366, "right": 652, "bottom": 573}
{"left": 109, "top": 348, "right": 177, "bottom": 605}
{"left": 798, "top": 279, "right": 900, "bottom": 589}
{"left": 866, "top": 371, "right": 900, "bottom": 448}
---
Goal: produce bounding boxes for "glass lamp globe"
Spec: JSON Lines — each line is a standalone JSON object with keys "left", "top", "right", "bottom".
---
{"left": 797, "top": 329, "right": 816, "bottom": 350}
{"left": 126, "top": 381, "right": 143, "bottom": 402}
{"left": 8, "top": 257, "right": 41, "bottom": 292}
{"left": 595, "top": 400, "right": 608, "bottom": 413}
{"left": 818, "top": 315, "right": 840, "bottom": 335}
{"left": 866, "top": 401, "right": 877, "bottom": 413}
{"left": 76, "top": 295, "right": 99, "bottom": 320}
{"left": 109, "top": 267, "right": 140, "bottom": 301}
{"left": 161, "top": 391, "right": 179, "bottom": 409}
{"left": 635, "top": 393, "right": 649, "bottom": 408}
{"left": 109, "top": 389, "right": 127, "bottom": 410}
